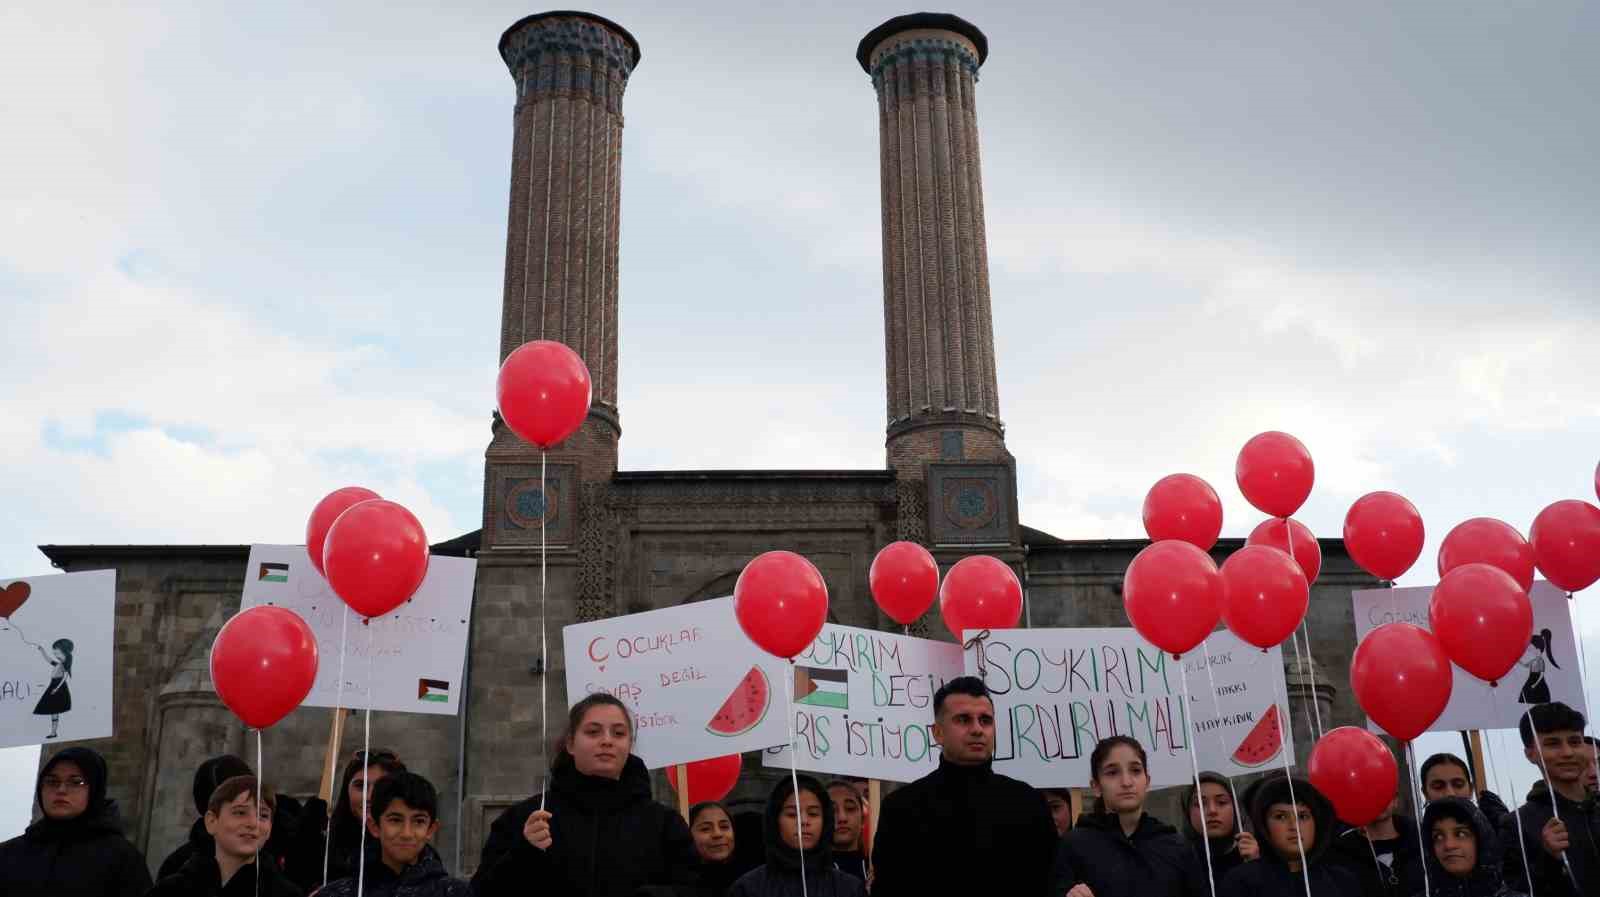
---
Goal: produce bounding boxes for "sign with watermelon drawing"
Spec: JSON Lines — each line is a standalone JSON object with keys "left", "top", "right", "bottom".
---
{"left": 563, "top": 596, "right": 792, "bottom": 769}
{"left": 763, "top": 624, "right": 965, "bottom": 782}
{"left": 965, "top": 628, "right": 1292, "bottom": 788}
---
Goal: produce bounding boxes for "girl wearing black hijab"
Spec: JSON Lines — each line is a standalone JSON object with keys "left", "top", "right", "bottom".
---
{"left": 728, "top": 775, "right": 865, "bottom": 897}
{"left": 0, "top": 746, "right": 152, "bottom": 897}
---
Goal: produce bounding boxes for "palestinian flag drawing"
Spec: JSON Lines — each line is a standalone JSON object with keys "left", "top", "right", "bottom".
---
{"left": 258, "top": 562, "right": 289, "bottom": 583}
{"left": 793, "top": 666, "right": 849, "bottom": 709}
{"left": 417, "top": 678, "right": 450, "bottom": 703}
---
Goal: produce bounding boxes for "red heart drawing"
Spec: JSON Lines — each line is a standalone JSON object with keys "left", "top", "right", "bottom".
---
{"left": 0, "top": 581, "right": 30, "bottom": 618}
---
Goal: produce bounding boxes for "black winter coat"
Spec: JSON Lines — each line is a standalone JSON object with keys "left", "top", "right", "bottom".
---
{"left": 284, "top": 797, "right": 361, "bottom": 893}
{"left": 870, "top": 758, "right": 1057, "bottom": 897}
{"left": 470, "top": 752, "right": 700, "bottom": 897}
{"left": 0, "top": 747, "right": 153, "bottom": 897}
{"left": 1054, "top": 812, "right": 1204, "bottom": 897}
{"left": 144, "top": 850, "right": 302, "bottom": 897}
{"left": 1498, "top": 781, "right": 1599, "bottom": 897}
{"left": 726, "top": 774, "right": 863, "bottom": 897}
{"left": 316, "top": 843, "right": 469, "bottom": 897}
{"left": 1328, "top": 816, "right": 1426, "bottom": 897}
{"left": 160, "top": 802, "right": 303, "bottom": 881}
{"left": 1413, "top": 797, "right": 1527, "bottom": 897}
{"left": 1218, "top": 774, "right": 1355, "bottom": 897}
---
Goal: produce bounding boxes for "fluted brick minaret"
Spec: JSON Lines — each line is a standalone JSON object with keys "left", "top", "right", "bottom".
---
{"left": 859, "top": 14, "right": 1008, "bottom": 477}
{"left": 484, "top": 11, "right": 639, "bottom": 550}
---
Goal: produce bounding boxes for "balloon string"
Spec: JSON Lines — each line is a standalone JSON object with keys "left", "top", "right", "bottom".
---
{"left": 539, "top": 449, "right": 549, "bottom": 813}
{"left": 1567, "top": 592, "right": 1598, "bottom": 741}
{"left": 1199, "top": 640, "right": 1246, "bottom": 822}
{"left": 1267, "top": 658, "right": 1313, "bottom": 897}
{"left": 1523, "top": 702, "right": 1578, "bottom": 883}
{"left": 357, "top": 620, "right": 373, "bottom": 897}
{"left": 1182, "top": 663, "right": 1218, "bottom": 897}
{"left": 1287, "top": 629, "right": 1318, "bottom": 745}
{"left": 787, "top": 660, "right": 808, "bottom": 897}
{"left": 323, "top": 605, "right": 350, "bottom": 888}
{"left": 1406, "top": 741, "right": 1431, "bottom": 897}
{"left": 1480, "top": 715, "right": 1536, "bottom": 897}
{"left": 256, "top": 728, "right": 263, "bottom": 897}
{"left": 4, "top": 620, "right": 41, "bottom": 649}
{"left": 1279, "top": 518, "right": 1323, "bottom": 739}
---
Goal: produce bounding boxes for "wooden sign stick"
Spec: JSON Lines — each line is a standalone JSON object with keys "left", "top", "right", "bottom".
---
{"left": 317, "top": 708, "right": 348, "bottom": 803}
{"left": 676, "top": 763, "right": 691, "bottom": 821}
{"left": 1468, "top": 730, "right": 1488, "bottom": 795}
{"left": 867, "top": 779, "right": 881, "bottom": 856}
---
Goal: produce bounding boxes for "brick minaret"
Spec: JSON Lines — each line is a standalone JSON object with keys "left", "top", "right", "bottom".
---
{"left": 484, "top": 12, "right": 639, "bottom": 550}
{"left": 859, "top": 14, "right": 1018, "bottom": 554}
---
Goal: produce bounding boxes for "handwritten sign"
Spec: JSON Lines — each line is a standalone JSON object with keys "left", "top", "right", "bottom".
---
{"left": 0, "top": 570, "right": 116, "bottom": 749}
{"left": 763, "top": 625, "right": 964, "bottom": 782}
{"left": 966, "top": 628, "right": 1292, "bottom": 787}
{"left": 563, "top": 597, "right": 791, "bottom": 769}
{"left": 238, "top": 545, "right": 476, "bottom": 716}
{"left": 1352, "top": 581, "right": 1586, "bottom": 732}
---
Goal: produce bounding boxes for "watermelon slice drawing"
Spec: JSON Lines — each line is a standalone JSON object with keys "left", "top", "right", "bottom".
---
{"left": 1231, "top": 703, "right": 1284, "bottom": 768}
{"left": 707, "top": 665, "right": 771, "bottom": 737}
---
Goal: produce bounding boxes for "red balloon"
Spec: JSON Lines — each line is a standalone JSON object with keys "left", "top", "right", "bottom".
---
{"left": 666, "top": 754, "right": 742, "bottom": 804}
{"left": 1308, "top": 727, "right": 1399, "bottom": 826}
{"left": 1529, "top": 500, "right": 1600, "bottom": 593}
{"left": 1220, "top": 545, "right": 1309, "bottom": 649}
{"left": 1437, "top": 518, "right": 1535, "bottom": 592}
{"left": 1235, "top": 431, "right": 1315, "bottom": 518}
{"left": 1122, "top": 540, "right": 1223, "bottom": 656}
{"left": 1142, "top": 474, "right": 1224, "bottom": 550}
{"left": 1247, "top": 517, "right": 1322, "bottom": 585}
{"left": 869, "top": 542, "right": 940, "bottom": 626}
{"left": 939, "top": 556, "right": 1023, "bottom": 638}
{"left": 734, "top": 551, "right": 829, "bottom": 659}
{"left": 496, "top": 340, "right": 593, "bottom": 450}
{"left": 210, "top": 606, "right": 319, "bottom": 729}
{"left": 1350, "top": 623, "right": 1453, "bottom": 742}
{"left": 1429, "top": 563, "right": 1533, "bottom": 685}
{"left": 306, "top": 487, "right": 381, "bottom": 579}
{"left": 323, "top": 500, "right": 430, "bottom": 619}
{"left": 1343, "top": 492, "right": 1425, "bottom": 582}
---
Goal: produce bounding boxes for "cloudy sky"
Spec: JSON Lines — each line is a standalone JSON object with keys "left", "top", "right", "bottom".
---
{"left": 2, "top": 1, "right": 1596, "bottom": 838}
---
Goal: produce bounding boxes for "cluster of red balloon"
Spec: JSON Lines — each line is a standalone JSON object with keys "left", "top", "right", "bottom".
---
{"left": 863, "top": 540, "right": 1024, "bottom": 637}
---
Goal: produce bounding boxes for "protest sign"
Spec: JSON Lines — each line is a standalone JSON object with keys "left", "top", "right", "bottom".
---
{"left": 763, "top": 624, "right": 965, "bottom": 782}
{"left": 0, "top": 570, "right": 116, "bottom": 749}
{"left": 239, "top": 545, "right": 476, "bottom": 716}
{"left": 1352, "top": 581, "right": 1586, "bottom": 731}
{"left": 966, "top": 628, "right": 1291, "bottom": 787}
{"left": 564, "top": 596, "right": 791, "bottom": 769}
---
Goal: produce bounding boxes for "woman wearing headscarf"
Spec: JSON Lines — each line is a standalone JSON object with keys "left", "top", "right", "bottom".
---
{"left": 727, "top": 775, "right": 865, "bottom": 897}
{"left": 0, "top": 746, "right": 152, "bottom": 897}
{"left": 1181, "top": 771, "right": 1258, "bottom": 887}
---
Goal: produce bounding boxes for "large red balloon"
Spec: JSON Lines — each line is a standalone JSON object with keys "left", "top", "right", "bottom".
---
{"left": 869, "top": 542, "right": 940, "bottom": 626}
{"left": 1437, "top": 518, "right": 1535, "bottom": 592}
{"left": 1123, "top": 540, "right": 1224, "bottom": 656}
{"left": 1142, "top": 474, "right": 1224, "bottom": 550}
{"left": 496, "top": 340, "right": 592, "bottom": 450}
{"left": 666, "top": 754, "right": 742, "bottom": 804}
{"left": 1430, "top": 563, "right": 1533, "bottom": 685}
{"left": 1350, "top": 623, "right": 1453, "bottom": 742}
{"left": 1529, "top": 500, "right": 1600, "bottom": 593}
{"left": 306, "top": 487, "right": 381, "bottom": 579}
{"left": 1343, "top": 492, "right": 1425, "bottom": 582}
{"left": 1220, "top": 545, "right": 1309, "bottom": 649}
{"left": 1247, "top": 517, "right": 1322, "bottom": 585}
{"left": 1235, "top": 431, "right": 1314, "bottom": 518}
{"left": 734, "top": 551, "right": 829, "bottom": 659}
{"left": 1308, "top": 727, "right": 1399, "bottom": 826}
{"left": 939, "top": 556, "right": 1023, "bottom": 639}
{"left": 323, "top": 500, "right": 430, "bottom": 619}
{"left": 210, "top": 606, "right": 319, "bottom": 729}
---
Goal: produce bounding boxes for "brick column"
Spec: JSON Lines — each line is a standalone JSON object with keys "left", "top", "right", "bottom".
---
{"left": 484, "top": 12, "right": 639, "bottom": 549}
{"left": 858, "top": 14, "right": 1005, "bottom": 475}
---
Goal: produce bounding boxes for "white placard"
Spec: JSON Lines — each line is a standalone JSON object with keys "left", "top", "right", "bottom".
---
{"left": 763, "top": 624, "right": 965, "bottom": 783}
{"left": 0, "top": 571, "right": 117, "bottom": 749}
{"left": 1352, "top": 581, "right": 1587, "bottom": 732}
{"left": 238, "top": 545, "right": 476, "bottom": 716}
{"left": 563, "top": 597, "right": 791, "bottom": 769}
{"left": 966, "top": 628, "right": 1293, "bottom": 788}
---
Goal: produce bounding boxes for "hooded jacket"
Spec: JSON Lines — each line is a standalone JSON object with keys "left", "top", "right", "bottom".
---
{"left": 727, "top": 776, "right": 865, "bottom": 897}
{"left": 0, "top": 747, "right": 153, "bottom": 897}
{"left": 316, "top": 841, "right": 470, "bottom": 897}
{"left": 1180, "top": 772, "right": 1251, "bottom": 887}
{"left": 1417, "top": 797, "right": 1526, "bottom": 897}
{"left": 1328, "top": 809, "right": 1426, "bottom": 897}
{"left": 470, "top": 751, "right": 701, "bottom": 897}
{"left": 1497, "top": 779, "right": 1599, "bottom": 897}
{"left": 1216, "top": 775, "right": 1356, "bottom": 897}
{"left": 1054, "top": 809, "right": 1204, "bottom": 897}
{"left": 145, "top": 847, "right": 303, "bottom": 897}
{"left": 870, "top": 757, "right": 1058, "bottom": 897}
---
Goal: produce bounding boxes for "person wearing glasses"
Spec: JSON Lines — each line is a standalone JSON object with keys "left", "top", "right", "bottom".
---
{"left": 285, "top": 749, "right": 407, "bottom": 891}
{"left": 0, "top": 746, "right": 152, "bottom": 897}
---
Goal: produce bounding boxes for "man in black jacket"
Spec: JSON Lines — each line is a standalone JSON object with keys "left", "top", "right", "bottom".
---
{"left": 0, "top": 746, "right": 152, "bottom": 897}
{"left": 1327, "top": 789, "right": 1424, "bottom": 897}
{"left": 1499, "top": 703, "right": 1598, "bottom": 897}
{"left": 870, "top": 676, "right": 1058, "bottom": 897}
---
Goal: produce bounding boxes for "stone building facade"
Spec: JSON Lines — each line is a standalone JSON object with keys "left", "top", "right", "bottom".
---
{"left": 36, "top": 12, "right": 1374, "bottom": 876}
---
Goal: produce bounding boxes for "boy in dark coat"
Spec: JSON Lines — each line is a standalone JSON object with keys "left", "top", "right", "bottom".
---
{"left": 145, "top": 776, "right": 301, "bottom": 897}
{"left": 1328, "top": 788, "right": 1425, "bottom": 897}
{"left": 1417, "top": 796, "right": 1526, "bottom": 897}
{"left": 727, "top": 775, "right": 865, "bottom": 897}
{"left": 0, "top": 746, "right": 152, "bottom": 897}
{"left": 317, "top": 772, "right": 467, "bottom": 897}
{"left": 1499, "top": 703, "right": 1599, "bottom": 897}
{"left": 1217, "top": 775, "right": 1356, "bottom": 897}
{"left": 155, "top": 755, "right": 254, "bottom": 880}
